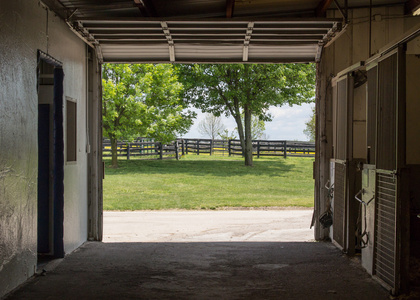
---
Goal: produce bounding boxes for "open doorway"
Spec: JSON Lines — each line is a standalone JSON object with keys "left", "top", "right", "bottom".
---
{"left": 37, "top": 52, "right": 65, "bottom": 265}
{"left": 101, "top": 62, "right": 316, "bottom": 243}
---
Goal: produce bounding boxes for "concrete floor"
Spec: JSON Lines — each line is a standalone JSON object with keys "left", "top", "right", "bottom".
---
{"left": 6, "top": 210, "right": 390, "bottom": 300}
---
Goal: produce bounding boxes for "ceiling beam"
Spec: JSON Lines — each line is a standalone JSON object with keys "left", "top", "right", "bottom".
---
{"left": 226, "top": 0, "right": 235, "bottom": 18}
{"left": 94, "top": 35, "right": 323, "bottom": 42}
{"left": 67, "top": 3, "right": 135, "bottom": 10}
{"left": 99, "top": 40, "right": 317, "bottom": 46}
{"left": 134, "top": 0, "right": 158, "bottom": 17}
{"left": 104, "top": 57, "right": 317, "bottom": 64}
{"left": 38, "top": 0, "right": 70, "bottom": 20}
{"left": 75, "top": 17, "right": 341, "bottom": 23}
{"left": 333, "top": 0, "right": 348, "bottom": 23}
{"left": 315, "top": 0, "right": 334, "bottom": 17}
{"left": 92, "top": 33, "right": 325, "bottom": 40}
{"left": 405, "top": 0, "right": 420, "bottom": 15}
{"left": 89, "top": 29, "right": 329, "bottom": 35}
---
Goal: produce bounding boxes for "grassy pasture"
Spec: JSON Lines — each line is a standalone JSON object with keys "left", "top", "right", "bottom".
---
{"left": 103, "top": 155, "right": 314, "bottom": 210}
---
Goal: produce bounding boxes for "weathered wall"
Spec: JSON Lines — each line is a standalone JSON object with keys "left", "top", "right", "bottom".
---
{"left": 406, "top": 54, "right": 420, "bottom": 165}
{"left": 0, "top": 0, "right": 89, "bottom": 296}
{"left": 315, "top": 5, "right": 420, "bottom": 240}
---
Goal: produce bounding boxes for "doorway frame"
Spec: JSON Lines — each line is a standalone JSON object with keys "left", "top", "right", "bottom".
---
{"left": 37, "top": 50, "right": 65, "bottom": 258}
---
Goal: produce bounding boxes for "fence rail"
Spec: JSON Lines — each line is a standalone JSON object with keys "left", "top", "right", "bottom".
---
{"left": 103, "top": 138, "right": 315, "bottom": 160}
{"left": 227, "top": 139, "right": 315, "bottom": 158}
{"left": 103, "top": 139, "right": 181, "bottom": 160}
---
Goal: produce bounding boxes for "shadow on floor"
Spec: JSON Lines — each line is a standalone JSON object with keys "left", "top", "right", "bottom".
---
{"left": 6, "top": 241, "right": 389, "bottom": 300}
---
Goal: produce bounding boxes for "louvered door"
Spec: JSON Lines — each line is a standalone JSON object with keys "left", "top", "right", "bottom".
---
{"left": 375, "top": 172, "right": 397, "bottom": 289}
{"left": 371, "top": 47, "right": 405, "bottom": 295}
{"left": 333, "top": 161, "right": 347, "bottom": 249}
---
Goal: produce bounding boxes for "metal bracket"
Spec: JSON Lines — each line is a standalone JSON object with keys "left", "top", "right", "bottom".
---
{"left": 333, "top": 0, "right": 348, "bottom": 24}
{"left": 392, "top": 170, "right": 398, "bottom": 182}
{"left": 243, "top": 22, "right": 254, "bottom": 62}
{"left": 324, "top": 180, "right": 334, "bottom": 199}
{"left": 161, "top": 21, "right": 175, "bottom": 62}
{"left": 355, "top": 189, "right": 374, "bottom": 206}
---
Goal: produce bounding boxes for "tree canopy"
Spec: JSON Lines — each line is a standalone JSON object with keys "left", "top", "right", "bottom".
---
{"left": 102, "top": 64, "right": 194, "bottom": 167}
{"left": 178, "top": 63, "right": 316, "bottom": 166}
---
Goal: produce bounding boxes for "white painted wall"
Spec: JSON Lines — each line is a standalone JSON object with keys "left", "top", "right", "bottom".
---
{"left": 0, "top": 0, "right": 89, "bottom": 296}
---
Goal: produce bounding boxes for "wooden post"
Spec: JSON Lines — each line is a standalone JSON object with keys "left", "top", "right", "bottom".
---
{"left": 284, "top": 141, "right": 287, "bottom": 158}
{"left": 182, "top": 139, "right": 185, "bottom": 156}
{"left": 197, "top": 140, "right": 200, "bottom": 155}
{"left": 228, "top": 139, "right": 232, "bottom": 156}
{"left": 127, "top": 142, "right": 131, "bottom": 160}
{"left": 210, "top": 140, "right": 213, "bottom": 156}
{"left": 185, "top": 139, "right": 188, "bottom": 155}
{"left": 257, "top": 141, "right": 260, "bottom": 158}
{"left": 159, "top": 142, "right": 163, "bottom": 160}
{"left": 175, "top": 140, "right": 179, "bottom": 160}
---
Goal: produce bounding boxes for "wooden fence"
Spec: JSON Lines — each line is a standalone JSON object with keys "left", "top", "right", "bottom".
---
{"left": 182, "top": 139, "right": 229, "bottom": 156}
{"left": 103, "top": 138, "right": 315, "bottom": 160}
{"left": 103, "top": 139, "right": 181, "bottom": 160}
{"left": 183, "top": 139, "right": 315, "bottom": 158}
{"left": 227, "top": 140, "right": 315, "bottom": 158}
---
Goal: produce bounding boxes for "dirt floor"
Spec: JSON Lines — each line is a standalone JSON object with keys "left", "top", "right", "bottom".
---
{"left": 5, "top": 210, "right": 390, "bottom": 300}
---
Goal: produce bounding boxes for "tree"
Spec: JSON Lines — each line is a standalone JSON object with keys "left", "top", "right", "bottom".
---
{"left": 178, "top": 64, "right": 316, "bottom": 166}
{"left": 102, "top": 64, "right": 194, "bottom": 167}
{"left": 198, "top": 113, "right": 225, "bottom": 140}
{"left": 303, "top": 106, "right": 315, "bottom": 141}
{"left": 218, "top": 129, "right": 237, "bottom": 141}
{"left": 250, "top": 115, "right": 266, "bottom": 140}
{"left": 236, "top": 114, "right": 266, "bottom": 140}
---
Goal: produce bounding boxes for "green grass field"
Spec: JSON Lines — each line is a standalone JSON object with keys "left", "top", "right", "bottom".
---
{"left": 103, "top": 155, "right": 314, "bottom": 210}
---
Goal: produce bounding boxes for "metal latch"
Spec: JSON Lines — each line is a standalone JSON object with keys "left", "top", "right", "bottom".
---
{"left": 354, "top": 189, "right": 374, "bottom": 206}
{"left": 324, "top": 180, "right": 334, "bottom": 199}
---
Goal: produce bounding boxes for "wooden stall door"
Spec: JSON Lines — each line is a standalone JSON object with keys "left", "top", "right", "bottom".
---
{"left": 372, "top": 47, "right": 405, "bottom": 295}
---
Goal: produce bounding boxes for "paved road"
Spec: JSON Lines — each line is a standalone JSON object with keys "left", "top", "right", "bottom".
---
{"left": 103, "top": 209, "right": 315, "bottom": 243}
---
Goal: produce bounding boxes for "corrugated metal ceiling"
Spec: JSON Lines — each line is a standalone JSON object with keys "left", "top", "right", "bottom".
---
{"left": 48, "top": 0, "right": 408, "bottom": 63}
{"left": 75, "top": 19, "right": 338, "bottom": 63}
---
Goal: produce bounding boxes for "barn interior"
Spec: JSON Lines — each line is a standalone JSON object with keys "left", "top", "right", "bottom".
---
{"left": 1, "top": 0, "right": 420, "bottom": 297}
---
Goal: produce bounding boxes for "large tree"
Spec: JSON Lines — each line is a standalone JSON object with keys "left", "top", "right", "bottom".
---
{"left": 103, "top": 64, "right": 194, "bottom": 167}
{"left": 179, "top": 64, "right": 316, "bottom": 166}
{"left": 235, "top": 114, "right": 266, "bottom": 140}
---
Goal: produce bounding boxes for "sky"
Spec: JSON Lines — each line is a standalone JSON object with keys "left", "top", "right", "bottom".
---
{"left": 181, "top": 103, "right": 314, "bottom": 141}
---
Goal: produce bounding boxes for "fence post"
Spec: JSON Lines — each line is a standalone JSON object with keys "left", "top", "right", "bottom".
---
{"left": 159, "top": 142, "right": 163, "bottom": 160}
{"left": 181, "top": 139, "right": 185, "bottom": 156}
{"left": 185, "top": 139, "right": 188, "bottom": 155}
{"left": 228, "top": 139, "right": 231, "bottom": 156}
{"left": 197, "top": 140, "right": 200, "bottom": 155}
{"left": 127, "top": 142, "right": 131, "bottom": 160}
{"left": 257, "top": 141, "right": 260, "bottom": 158}
{"left": 284, "top": 141, "right": 287, "bottom": 158}
{"left": 210, "top": 140, "right": 213, "bottom": 156}
{"left": 175, "top": 140, "right": 179, "bottom": 160}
